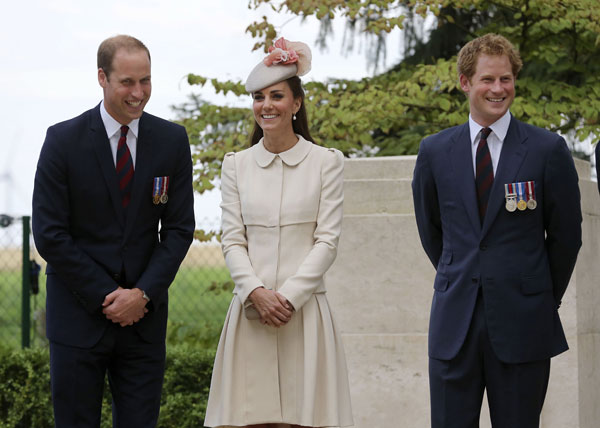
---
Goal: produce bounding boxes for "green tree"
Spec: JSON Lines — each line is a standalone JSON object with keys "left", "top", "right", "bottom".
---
{"left": 177, "top": 0, "right": 600, "bottom": 200}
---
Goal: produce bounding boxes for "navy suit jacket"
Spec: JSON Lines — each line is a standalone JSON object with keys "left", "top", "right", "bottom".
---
{"left": 596, "top": 143, "right": 600, "bottom": 192}
{"left": 32, "top": 104, "right": 195, "bottom": 348}
{"left": 412, "top": 116, "right": 582, "bottom": 363}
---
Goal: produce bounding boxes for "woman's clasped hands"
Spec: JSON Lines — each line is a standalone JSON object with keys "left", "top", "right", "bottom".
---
{"left": 249, "top": 287, "right": 294, "bottom": 327}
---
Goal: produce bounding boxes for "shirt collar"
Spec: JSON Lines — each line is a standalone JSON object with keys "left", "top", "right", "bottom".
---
{"left": 468, "top": 110, "right": 511, "bottom": 144}
{"left": 99, "top": 100, "right": 140, "bottom": 139}
{"left": 253, "top": 135, "right": 313, "bottom": 168}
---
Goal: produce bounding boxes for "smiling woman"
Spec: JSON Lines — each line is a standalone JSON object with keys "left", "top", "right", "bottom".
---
{"left": 251, "top": 82, "right": 300, "bottom": 149}
{"left": 204, "top": 38, "right": 354, "bottom": 428}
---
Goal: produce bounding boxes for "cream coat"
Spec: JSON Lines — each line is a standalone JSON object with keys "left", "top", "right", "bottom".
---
{"left": 204, "top": 136, "right": 353, "bottom": 428}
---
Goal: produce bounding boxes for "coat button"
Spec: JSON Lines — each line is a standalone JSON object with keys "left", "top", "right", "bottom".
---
{"left": 479, "top": 244, "right": 487, "bottom": 251}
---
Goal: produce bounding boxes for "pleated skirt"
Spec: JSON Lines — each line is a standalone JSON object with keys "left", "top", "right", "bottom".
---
{"left": 204, "top": 293, "right": 353, "bottom": 427}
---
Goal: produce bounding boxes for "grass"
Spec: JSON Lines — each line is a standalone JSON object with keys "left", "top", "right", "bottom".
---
{"left": 0, "top": 265, "right": 234, "bottom": 350}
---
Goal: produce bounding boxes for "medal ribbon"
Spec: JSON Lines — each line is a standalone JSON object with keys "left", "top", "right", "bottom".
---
{"left": 526, "top": 181, "right": 535, "bottom": 201}
{"left": 517, "top": 182, "right": 525, "bottom": 202}
{"left": 161, "top": 176, "right": 169, "bottom": 197}
{"left": 153, "top": 177, "right": 161, "bottom": 199}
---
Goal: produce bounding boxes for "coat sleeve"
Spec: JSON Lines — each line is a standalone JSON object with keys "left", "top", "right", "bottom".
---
{"left": 134, "top": 126, "right": 195, "bottom": 302}
{"left": 220, "top": 153, "right": 264, "bottom": 305}
{"left": 32, "top": 126, "right": 117, "bottom": 313}
{"left": 543, "top": 136, "right": 582, "bottom": 307}
{"left": 277, "top": 148, "right": 344, "bottom": 311}
{"left": 412, "top": 138, "right": 443, "bottom": 269}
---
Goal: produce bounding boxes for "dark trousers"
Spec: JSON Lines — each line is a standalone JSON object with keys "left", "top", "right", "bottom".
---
{"left": 429, "top": 291, "right": 550, "bottom": 428}
{"left": 50, "top": 323, "right": 166, "bottom": 428}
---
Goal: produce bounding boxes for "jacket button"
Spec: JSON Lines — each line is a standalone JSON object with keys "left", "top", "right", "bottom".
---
{"left": 471, "top": 278, "right": 478, "bottom": 284}
{"left": 479, "top": 244, "right": 487, "bottom": 251}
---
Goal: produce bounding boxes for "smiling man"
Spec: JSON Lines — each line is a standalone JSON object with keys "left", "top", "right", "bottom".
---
{"left": 32, "top": 35, "right": 194, "bottom": 427}
{"left": 412, "top": 34, "right": 582, "bottom": 428}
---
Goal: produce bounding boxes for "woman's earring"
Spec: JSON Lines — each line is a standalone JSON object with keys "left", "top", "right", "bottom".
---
{"left": 293, "top": 114, "right": 297, "bottom": 121}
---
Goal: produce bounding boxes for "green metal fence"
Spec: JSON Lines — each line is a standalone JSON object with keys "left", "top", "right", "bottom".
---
{"left": 0, "top": 215, "right": 231, "bottom": 350}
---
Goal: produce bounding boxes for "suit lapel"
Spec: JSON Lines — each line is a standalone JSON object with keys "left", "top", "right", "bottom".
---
{"left": 90, "top": 105, "right": 125, "bottom": 228}
{"left": 450, "top": 123, "right": 481, "bottom": 234}
{"left": 124, "top": 113, "right": 153, "bottom": 240}
{"left": 481, "top": 116, "right": 528, "bottom": 237}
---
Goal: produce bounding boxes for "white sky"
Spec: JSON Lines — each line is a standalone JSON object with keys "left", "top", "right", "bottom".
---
{"left": 0, "top": 0, "right": 404, "bottom": 226}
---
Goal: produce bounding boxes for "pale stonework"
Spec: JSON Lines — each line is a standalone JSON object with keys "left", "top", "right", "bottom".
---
{"left": 325, "top": 156, "right": 599, "bottom": 428}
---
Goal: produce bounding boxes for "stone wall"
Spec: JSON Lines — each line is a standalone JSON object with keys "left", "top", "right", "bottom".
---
{"left": 326, "top": 156, "right": 599, "bottom": 428}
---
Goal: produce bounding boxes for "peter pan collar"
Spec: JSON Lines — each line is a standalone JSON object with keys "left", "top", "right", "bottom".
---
{"left": 253, "top": 135, "right": 313, "bottom": 168}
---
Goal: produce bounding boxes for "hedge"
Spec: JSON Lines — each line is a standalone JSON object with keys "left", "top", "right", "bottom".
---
{"left": 0, "top": 345, "right": 215, "bottom": 427}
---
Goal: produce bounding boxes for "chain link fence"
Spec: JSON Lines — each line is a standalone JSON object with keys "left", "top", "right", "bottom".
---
{"left": 0, "top": 215, "right": 231, "bottom": 350}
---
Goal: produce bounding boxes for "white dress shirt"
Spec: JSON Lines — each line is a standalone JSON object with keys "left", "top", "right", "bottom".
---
{"left": 100, "top": 101, "right": 139, "bottom": 168}
{"left": 469, "top": 110, "right": 511, "bottom": 177}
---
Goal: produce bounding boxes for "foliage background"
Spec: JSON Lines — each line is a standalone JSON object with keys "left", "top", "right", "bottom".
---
{"left": 0, "top": 346, "right": 214, "bottom": 428}
{"left": 176, "top": 0, "right": 600, "bottom": 200}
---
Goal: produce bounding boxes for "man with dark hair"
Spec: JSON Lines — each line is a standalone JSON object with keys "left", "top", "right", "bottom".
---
{"left": 412, "top": 33, "right": 582, "bottom": 427}
{"left": 32, "top": 34, "right": 194, "bottom": 427}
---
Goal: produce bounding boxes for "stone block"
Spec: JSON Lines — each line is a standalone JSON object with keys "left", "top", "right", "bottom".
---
{"left": 327, "top": 214, "right": 433, "bottom": 335}
{"left": 344, "top": 156, "right": 416, "bottom": 180}
{"left": 343, "top": 179, "right": 414, "bottom": 215}
{"left": 342, "top": 334, "right": 429, "bottom": 428}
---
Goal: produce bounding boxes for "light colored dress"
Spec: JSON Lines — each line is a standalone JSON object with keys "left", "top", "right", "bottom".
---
{"left": 204, "top": 136, "right": 353, "bottom": 428}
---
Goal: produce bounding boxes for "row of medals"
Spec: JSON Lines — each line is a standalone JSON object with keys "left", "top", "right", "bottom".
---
{"left": 153, "top": 194, "right": 168, "bottom": 205}
{"left": 505, "top": 194, "right": 536, "bottom": 212}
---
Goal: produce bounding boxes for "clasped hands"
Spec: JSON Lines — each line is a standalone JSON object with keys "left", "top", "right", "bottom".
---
{"left": 102, "top": 286, "right": 148, "bottom": 327}
{"left": 249, "top": 287, "right": 294, "bottom": 327}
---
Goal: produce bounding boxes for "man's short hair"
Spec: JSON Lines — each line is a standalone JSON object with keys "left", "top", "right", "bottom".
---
{"left": 97, "top": 35, "right": 151, "bottom": 80}
{"left": 457, "top": 33, "right": 522, "bottom": 80}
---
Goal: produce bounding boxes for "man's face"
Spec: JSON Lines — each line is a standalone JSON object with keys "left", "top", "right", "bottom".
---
{"left": 460, "top": 53, "right": 515, "bottom": 127}
{"left": 98, "top": 48, "right": 151, "bottom": 125}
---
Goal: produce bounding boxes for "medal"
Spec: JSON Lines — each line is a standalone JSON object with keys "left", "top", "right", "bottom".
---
{"left": 504, "top": 183, "right": 517, "bottom": 212}
{"left": 506, "top": 197, "right": 517, "bottom": 212}
{"left": 516, "top": 182, "right": 527, "bottom": 211}
{"left": 160, "top": 176, "right": 169, "bottom": 204}
{"left": 152, "top": 176, "right": 170, "bottom": 205}
{"left": 526, "top": 181, "right": 537, "bottom": 210}
{"left": 153, "top": 177, "right": 162, "bottom": 204}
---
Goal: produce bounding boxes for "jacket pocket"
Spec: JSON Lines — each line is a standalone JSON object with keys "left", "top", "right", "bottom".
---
{"left": 434, "top": 274, "right": 449, "bottom": 292}
{"left": 441, "top": 249, "right": 453, "bottom": 265}
{"left": 520, "top": 276, "right": 552, "bottom": 295}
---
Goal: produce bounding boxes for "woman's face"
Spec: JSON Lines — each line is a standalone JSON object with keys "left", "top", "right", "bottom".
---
{"left": 252, "top": 81, "right": 301, "bottom": 134}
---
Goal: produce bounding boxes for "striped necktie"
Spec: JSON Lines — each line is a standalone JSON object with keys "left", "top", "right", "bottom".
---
{"left": 116, "top": 125, "right": 134, "bottom": 208}
{"left": 475, "top": 127, "right": 493, "bottom": 223}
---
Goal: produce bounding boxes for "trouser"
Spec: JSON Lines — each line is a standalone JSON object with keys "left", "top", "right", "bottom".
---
{"left": 50, "top": 323, "right": 166, "bottom": 428}
{"left": 429, "top": 291, "right": 550, "bottom": 428}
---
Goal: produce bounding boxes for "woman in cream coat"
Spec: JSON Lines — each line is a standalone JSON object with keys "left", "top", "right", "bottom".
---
{"left": 204, "top": 38, "right": 353, "bottom": 428}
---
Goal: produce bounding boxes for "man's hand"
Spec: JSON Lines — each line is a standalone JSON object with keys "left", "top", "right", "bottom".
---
{"left": 102, "top": 287, "right": 149, "bottom": 327}
{"left": 249, "top": 287, "right": 293, "bottom": 327}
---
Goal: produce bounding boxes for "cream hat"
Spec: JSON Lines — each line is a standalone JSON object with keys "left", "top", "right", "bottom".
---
{"left": 245, "top": 37, "right": 312, "bottom": 93}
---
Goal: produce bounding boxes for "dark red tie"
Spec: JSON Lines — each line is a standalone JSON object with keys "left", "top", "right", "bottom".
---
{"left": 116, "top": 125, "right": 134, "bottom": 208}
{"left": 475, "top": 127, "right": 493, "bottom": 223}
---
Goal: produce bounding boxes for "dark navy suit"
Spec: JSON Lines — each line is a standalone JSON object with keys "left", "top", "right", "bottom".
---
{"left": 32, "top": 104, "right": 194, "bottom": 427}
{"left": 596, "top": 143, "right": 599, "bottom": 194}
{"left": 412, "top": 116, "right": 582, "bottom": 427}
